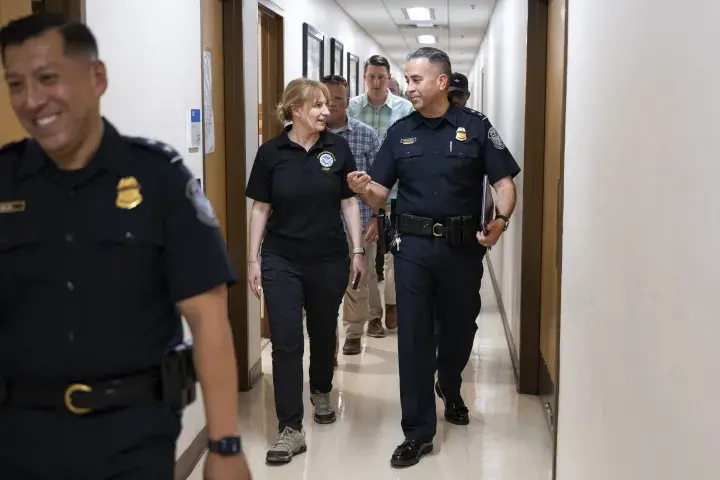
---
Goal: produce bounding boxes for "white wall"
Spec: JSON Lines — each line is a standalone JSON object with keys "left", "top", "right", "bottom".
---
{"left": 242, "top": 0, "right": 405, "bottom": 368}
{"left": 467, "top": 0, "right": 528, "bottom": 348}
{"left": 85, "top": 0, "right": 206, "bottom": 459}
{"left": 557, "top": 1, "right": 720, "bottom": 478}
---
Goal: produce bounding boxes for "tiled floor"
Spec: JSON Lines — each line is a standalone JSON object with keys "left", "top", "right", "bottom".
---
{"left": 190, "top": 273, "right": 554, "bottom": 479}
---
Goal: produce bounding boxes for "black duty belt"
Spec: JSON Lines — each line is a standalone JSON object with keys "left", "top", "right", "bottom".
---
{"left": 398, "top": 214, "right": 479, "bottom": 247}
{"left": 1, "top": 371, "right": 162, "bottom": 415}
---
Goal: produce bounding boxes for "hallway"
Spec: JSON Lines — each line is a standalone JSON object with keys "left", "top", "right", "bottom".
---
{"left": 190, "top": 272, "right": 553, "bottom": 479}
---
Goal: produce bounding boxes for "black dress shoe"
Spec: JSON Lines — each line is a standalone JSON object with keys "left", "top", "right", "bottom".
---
{"left": 390, "top": 439, "right": 433, "bottom": 468}
{"left": 435, "top": 381, "right": 470, "bottom": 425}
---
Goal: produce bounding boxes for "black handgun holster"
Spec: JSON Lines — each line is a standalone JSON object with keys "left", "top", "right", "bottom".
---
{"left": 161, "top": 342, "right": 198, "bottom": 411}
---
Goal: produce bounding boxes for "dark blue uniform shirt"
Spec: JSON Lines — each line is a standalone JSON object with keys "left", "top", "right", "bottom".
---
{"left": 370, "top": 105, "right": 521, "bottom": 220}
{"left": 0, "top": 120, "right": 236, "bottom": 382}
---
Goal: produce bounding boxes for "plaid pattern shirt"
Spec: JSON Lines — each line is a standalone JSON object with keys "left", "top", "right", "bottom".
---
{"left": 334, "top": 116, "right": 380, "bottom": 229}
{"left": 348, "top": 90, "right": 414, "bottom": 199}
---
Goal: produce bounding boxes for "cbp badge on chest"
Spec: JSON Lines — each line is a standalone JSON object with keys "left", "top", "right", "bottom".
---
{"left": 455, "top": 127, "right": 467, "bottom": 142}
{"left": 116, "top": 176, "right": 143, "bottom": 210}
{"left": 318, "top": 151, "right": 335, "bottom": 171}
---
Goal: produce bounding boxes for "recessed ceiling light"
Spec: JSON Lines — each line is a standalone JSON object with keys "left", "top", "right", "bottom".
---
{"left": 403, "top": 7, "right": 435, "bottom": 22}
{"left": 417, "top": 35, "right": 437, "bottom": 44}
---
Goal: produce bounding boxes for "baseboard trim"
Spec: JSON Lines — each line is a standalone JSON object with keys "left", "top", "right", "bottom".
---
{"left": 248, "top": 356, "right": 263, "bottom": 391}
{"left": 486, "top": 256, "right": 520, "bottom": 383}
{"left": 174, "top": 426, "right": 208, "bottom": 480}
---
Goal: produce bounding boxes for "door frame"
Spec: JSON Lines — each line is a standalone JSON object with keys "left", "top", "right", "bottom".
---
{"left": 517, "top": 0, "right": 568, "bottom": 466}
{"left": 222, "top": 0, "right": 255, "bottom": 391}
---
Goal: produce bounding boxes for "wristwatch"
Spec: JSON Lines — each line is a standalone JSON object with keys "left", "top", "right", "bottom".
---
{"left": 353, "top": 247, "right": 365, "bottom": 255}
{"left": 496, "top": 215, "right": 510, "bottom": 231}
{"left": 208, "top": 436, "right": 242, "bottom": 456}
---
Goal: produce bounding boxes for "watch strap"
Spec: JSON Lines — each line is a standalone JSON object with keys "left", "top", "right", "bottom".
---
{"left": 496, "top": 215, "right": 510, "bottom": 231}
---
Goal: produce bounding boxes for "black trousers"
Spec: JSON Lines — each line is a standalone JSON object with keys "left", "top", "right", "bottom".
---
{"left": 261, "top": 250, "right": 349, "bottom": 432}
{"left": 0, "top": 404, "right": 179, "bottom": 479}
{"left": 393, "top": 235, "right": 485, "bottom": 442}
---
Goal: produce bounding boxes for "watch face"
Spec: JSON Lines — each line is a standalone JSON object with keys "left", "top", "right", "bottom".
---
{"left": 210, "top": 437, "right": 242, "bottom": 456}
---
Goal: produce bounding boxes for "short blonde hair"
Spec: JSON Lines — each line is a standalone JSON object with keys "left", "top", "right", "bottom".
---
{"left": 275, "top": 78, "right": 330, "bottom": 125}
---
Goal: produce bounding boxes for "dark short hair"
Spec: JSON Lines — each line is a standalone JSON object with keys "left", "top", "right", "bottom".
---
{"left": 321, "top": 74, "right": 349, "bottom": 96}
{"left": 363, "top": 54, "right": 391, "bottom": 74}
{"left": 0, "top": 13, "right": 99, "bottom": 64}
{"left": 406, "top": 47, "right": 452, "bottom": 78}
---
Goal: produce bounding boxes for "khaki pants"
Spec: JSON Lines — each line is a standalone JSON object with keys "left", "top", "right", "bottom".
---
{"left": 384, "top": 202, "right": 396, "bottom": 305}
{"left": 342, "top": 231, "right": 383, "bottom": 339}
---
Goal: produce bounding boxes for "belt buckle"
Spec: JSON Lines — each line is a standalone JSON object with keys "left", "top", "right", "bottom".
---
{"left": 432, "top": 223, "right": 443, "bottom": 237}
{"left": 64, "top": 384, "right": 93, "bottom": 415}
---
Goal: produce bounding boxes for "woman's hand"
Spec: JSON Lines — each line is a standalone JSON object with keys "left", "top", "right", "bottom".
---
{"left": 350, "top": 253, "right": 367, "bottom": 287}
{"left": 248, "top": 260, "right": 262, "bottom": 298}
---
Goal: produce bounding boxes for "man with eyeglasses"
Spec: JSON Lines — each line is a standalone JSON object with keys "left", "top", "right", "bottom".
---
{"left": 322, "top": 75, "right": 382, "bottom": 356}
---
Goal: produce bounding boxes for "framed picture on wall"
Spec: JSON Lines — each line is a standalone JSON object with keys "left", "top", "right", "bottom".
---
{"left": 302, "top": 23, "right": 325, "bottom": 80}
{"left": 330, "top": 38, "right": 344, "bottom": 76}
{"left": 347, "top": 53, "right": 360, "bottom": 98}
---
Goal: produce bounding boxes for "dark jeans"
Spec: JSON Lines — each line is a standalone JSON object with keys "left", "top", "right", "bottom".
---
{"left": 261, "top": 250, "right": 349, "bottom": 432}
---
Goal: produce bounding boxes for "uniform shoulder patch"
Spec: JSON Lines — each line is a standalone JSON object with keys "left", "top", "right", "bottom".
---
{"left": 124, "top": 136, "right": 184, "bottom": 164}
{"left": 0, "top": 138, "right": 28, "bottom": 156}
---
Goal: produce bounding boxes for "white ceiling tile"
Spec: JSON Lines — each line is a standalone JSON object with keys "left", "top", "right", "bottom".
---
{"left": 334, "top": 0, "right": 495, "bottom": 74}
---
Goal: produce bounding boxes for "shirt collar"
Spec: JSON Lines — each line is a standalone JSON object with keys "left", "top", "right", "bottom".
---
{"left": 361, "top": 90, "right": 395, "bottom": 109}
{"left": 17, "top": 118, "right": 130, "bottom": 180}
{"left": 410, "top": 104, "right": 460, "bottom": 131}
{"left": 277, "top": 123, "right": 337, "bottom": 149}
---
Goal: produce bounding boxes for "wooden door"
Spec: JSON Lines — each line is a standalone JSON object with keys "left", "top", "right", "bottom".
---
{"left": 36, "top": 0, "right": 83, "bottom": 21}
{"left": 538, "top": 0, "right": 567, "bottom": 442}
{"left": 202, "top": 0, "right": 227, "bottom": 238}
{"left": 0, "top": 0, "right": 32, "bottom": 146}
{"left": 257, "top": 5, "right": 284, "bottom": 340}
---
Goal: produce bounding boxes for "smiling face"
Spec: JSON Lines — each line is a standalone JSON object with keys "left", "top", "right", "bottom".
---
{"left": 293, "top": 90, "right": 330, "bottom": 133}
{"left": 2, "top": 28, "right": 107, "bottom": 156}
{"left": 404, "top": 57, "right": 448, "bottom": 112}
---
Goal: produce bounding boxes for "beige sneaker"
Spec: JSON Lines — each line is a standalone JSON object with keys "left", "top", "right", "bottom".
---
{"left": 266, "top": 427, "right": 307, "bottom": 464}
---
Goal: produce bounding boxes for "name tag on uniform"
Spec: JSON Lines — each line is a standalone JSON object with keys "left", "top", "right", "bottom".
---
{"left": 400, "top": 137, "right": 416, "bottom": 145}
{"left": 0, "top": 200, "right": 26, "bottom": 214}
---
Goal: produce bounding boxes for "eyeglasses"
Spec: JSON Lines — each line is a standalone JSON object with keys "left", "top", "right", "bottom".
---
{"left": 321, "top": 75, "right": 348, "bottom": 85}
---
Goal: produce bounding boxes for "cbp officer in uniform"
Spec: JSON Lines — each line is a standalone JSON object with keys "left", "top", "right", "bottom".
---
{"left": 347, "top": 47, "right": 520, "bottom": 468}
{"left": 0, "top": 14, "right": 252, "bottom": 480}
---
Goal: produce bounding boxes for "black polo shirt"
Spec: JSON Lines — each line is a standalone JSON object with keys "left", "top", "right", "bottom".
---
{"left": 0, "top": 119, "right": 236, "bottom": 382}
{"left": 246, "top": 125, "right": 357, "bottom": 263}
{"left": 370, "top": 105, "right": 521, "bottom": 220}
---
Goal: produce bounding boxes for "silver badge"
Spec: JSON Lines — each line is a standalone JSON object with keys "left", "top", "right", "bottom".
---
{"left": 186, "top": 178, "right": 220, "bottom": 228}
{"left": 488, "top": 127, "right": 506, "bottom": 150}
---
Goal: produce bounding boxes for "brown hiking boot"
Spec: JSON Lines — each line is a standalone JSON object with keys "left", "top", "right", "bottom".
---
{"left": 343, "top": 337, "right": 362, "bottom": 355}
{"left": 367, "top": 318, "right": 386, "bottom": 338}
{"left": 385, "top": 304, "right": 397, "bottom": 330}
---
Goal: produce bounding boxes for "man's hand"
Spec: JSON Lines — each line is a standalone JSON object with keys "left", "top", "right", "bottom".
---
{"left": 204, "top": 452, "right": 252, "bottom": 480}
{"left": 347, "top": 171, "right": 371, "bottom": 194}
{"left": 364, "top": 218, "right": 379, "bottom": 243}
{"left": 476, "top": 218, "right": 506, "bottom": 247}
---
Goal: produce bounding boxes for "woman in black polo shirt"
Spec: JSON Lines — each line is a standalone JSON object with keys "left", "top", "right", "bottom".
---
{"left": 246, "top": 78, "right": 366, "bottom": 464}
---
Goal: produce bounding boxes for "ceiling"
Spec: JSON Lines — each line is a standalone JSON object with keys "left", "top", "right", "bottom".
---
{"left": 334, "top": 0, "right": 496, "bottom": 76}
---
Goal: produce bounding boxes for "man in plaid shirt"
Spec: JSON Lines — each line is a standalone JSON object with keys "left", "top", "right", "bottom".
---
{"left": 322, "top": 75, "right": 382, "bottom": 356}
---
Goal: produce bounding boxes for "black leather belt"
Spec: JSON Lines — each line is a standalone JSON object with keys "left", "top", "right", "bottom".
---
{"left": 398, "top": 214, "right": 479, "bottom": 246}
{"left": 0, "top": 371, "right": 161, "bottom": 415}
